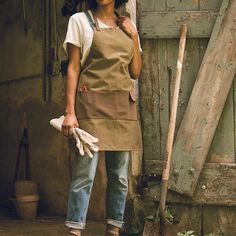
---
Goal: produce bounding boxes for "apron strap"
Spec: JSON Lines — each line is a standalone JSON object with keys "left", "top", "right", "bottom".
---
{"left": 84, "top": 11, "right": 96, "bottom": 30}
{"left": 86, "top": 10, "right": 120, "bottom": 31}
{"left": 114, "top": 10, "right": 119, "bottom": 18}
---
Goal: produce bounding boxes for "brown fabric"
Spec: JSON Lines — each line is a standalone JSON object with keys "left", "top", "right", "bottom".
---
{"left": 77, "top": 91, "right": 138, "bottom": 120}
{"left": 76, "top": 13, "right": 141, "bottom": 151}
{"left": 79, "top": 28, "right": 134, "bottom": 91}
{"left": 78, "top": 119, "right": 142, "bottom": 151}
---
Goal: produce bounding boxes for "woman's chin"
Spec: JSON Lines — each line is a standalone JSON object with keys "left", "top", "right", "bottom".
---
{"left": 96, "top": 0, "right": 114, "bottom": 7}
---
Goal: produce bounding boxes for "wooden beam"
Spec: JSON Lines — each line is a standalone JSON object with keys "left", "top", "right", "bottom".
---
{"left": 169, "top": 0, "right": 236, "bottom": 196}
{"left": 202, "top": 0, "right": 229, "bottom": 61}
{"left": 144, "top": 160, "right": 236, "bottom": 206}
{"left": 139, "top": 11, "right": 218, "bottom": 38}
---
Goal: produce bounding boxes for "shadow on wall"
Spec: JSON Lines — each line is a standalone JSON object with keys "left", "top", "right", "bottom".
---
{"left": 0, "top": 95, "right": 71, "bottom": 215}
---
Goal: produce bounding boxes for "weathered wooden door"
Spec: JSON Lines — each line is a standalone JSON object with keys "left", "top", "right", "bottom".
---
{"left": 139, "top": 0, "right": 236, "bottom": 234}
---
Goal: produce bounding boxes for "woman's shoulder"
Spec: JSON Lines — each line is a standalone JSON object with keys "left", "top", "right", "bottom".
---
{"left": 68, "top": 11, "right": 94, "bottom": 34}
{"left": 70, "top": 11, "right": 94, "bottom": 30}
{"left": 70, "top": 11, "right": 87, "bottom": 22}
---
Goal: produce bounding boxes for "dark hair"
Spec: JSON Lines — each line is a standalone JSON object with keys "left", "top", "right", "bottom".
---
{"left": 87, "top": 0, "right": 128, "bottom": 9}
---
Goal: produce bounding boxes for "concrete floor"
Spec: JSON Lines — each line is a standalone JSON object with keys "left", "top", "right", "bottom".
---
{"left": 0, "top": 212, "right": 106, "bottom": 236}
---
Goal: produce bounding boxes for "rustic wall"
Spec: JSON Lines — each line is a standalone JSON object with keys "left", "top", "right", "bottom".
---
{"left": 0, "top": 0, "right": 142, "bottom": 222}
{"left": 0, "top": 0, "right": 72, "bottom": 214}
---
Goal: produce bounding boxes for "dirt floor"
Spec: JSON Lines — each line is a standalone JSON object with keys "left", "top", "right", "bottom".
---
{"left": 0, "top": 209, "right": 106, "bottom": 236}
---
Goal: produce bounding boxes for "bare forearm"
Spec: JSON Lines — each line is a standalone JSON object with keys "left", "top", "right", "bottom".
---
{"left": 129, "top": 35, "right": 142, "bottom": 79}
{"left": 65, "top": 65, "right": 80, "bottom": 115}
{"left": 62, "top": 43, "right": 81, "bottom": 136}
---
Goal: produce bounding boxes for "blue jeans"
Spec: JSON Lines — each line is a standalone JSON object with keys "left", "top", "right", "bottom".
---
{"left": 65, "top": 150, "right": 130, "bottom": 230}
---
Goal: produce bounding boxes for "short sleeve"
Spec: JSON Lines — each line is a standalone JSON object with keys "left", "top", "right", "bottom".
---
{"left": 131, "top": 21, "right": 142, "bottom": 53}
{"left": 137, "top": 34, "right": 142, "bottom": 54}
{"left": 63, "top": 16, "right": 83, "bottom": 55}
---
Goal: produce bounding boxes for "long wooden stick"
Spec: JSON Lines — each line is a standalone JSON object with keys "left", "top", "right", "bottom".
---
{"left": 159, "top": 24, "right": 187, "bottom": 222}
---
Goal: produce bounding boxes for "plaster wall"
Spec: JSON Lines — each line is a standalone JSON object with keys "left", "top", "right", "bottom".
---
{"left": 0, "top": 0, "right": 141, "bottom": 218}
{"left": 0, "top": 0, "right": 72, "bottom": 214}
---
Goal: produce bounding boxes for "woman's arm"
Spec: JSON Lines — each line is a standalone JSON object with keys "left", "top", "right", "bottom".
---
{"left": 62, "top": 43, "right": 81, "bottom": 137}
{"left": 117, "top": 16, "right": 142, "bottom": 79}
{"left": 129, "top": 34, "right": 142, "bottom": 79}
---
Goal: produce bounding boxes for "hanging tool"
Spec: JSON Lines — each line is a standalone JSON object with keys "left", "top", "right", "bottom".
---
{"left": 11, "top": 113, "right": 31, "bottom": 198}
{"left": 22, "top": 0, "right": 28, "bottom": 34}
{"left": 43, "top": 0, "right": 50, "bottom": 101}
{"left": 142, "top": 24, "right": 188, "bottom": 236}
{"left": 49, "top": 0, "right": 61, "bottom": 77}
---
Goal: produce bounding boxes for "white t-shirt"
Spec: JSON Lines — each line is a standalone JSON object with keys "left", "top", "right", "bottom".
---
{"left": 63, "top": 10, "right": 142, "bottom": 66}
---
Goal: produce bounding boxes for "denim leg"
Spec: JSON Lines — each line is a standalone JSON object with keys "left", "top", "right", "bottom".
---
{"left": 105, "top": 151, "right": 130, "bottom": 228}
{"left": 65, "top": 151, "right": 99, "bottom": 229}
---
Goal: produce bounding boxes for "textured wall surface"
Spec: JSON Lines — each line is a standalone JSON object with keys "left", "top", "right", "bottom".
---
{"left": 0, "top": 0, "right": 73, "bottom": 215}
{"left": 0, "top": 0, "right": 141, "bottom": 221}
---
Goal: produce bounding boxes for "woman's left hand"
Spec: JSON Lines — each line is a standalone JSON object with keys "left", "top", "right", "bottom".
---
{"left": 117, "top": 16, "right": 138, "bottom": 39}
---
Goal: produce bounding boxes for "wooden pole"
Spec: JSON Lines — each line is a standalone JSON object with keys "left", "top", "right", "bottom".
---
{"left": 159, "top": 24, "right": 187, "bottom": 222}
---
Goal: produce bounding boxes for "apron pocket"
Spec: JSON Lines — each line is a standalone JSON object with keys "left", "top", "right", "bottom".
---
{"left": 77, "top": 91, "right": 138, "bottom": 120}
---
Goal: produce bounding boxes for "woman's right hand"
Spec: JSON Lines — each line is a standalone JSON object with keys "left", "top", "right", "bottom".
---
{"left": 62, "top": 114, "right": 79, "bottom": 137}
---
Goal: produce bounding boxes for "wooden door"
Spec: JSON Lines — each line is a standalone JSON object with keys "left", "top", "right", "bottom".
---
{"left": 139, "top": 0, "right": 236, "bottom": 206}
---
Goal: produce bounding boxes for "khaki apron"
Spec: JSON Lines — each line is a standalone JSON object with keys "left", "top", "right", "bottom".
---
{"left": 76, "top": 12, "right": 141, "bottom": 151}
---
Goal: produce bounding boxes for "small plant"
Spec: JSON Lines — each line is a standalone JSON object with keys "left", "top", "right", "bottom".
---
{"left": 164, "top": 206, "right": 174, "bottom": 223}
{"left": 177, "top": 230, "right": 195, "bottom": 236}
{"left": 145, "top": 205, "right": 174, "bottom": 223}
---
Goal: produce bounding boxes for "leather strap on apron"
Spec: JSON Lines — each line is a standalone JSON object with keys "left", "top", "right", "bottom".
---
{"left": 84, "top": 11, "right": 96, "bottom": 30}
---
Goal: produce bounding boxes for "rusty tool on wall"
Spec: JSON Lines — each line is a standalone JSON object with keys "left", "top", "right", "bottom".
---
{"left": 142, "top": 24, "right": 188, "bottom": 236}
{"left": 10, "top": 113, "right": 31, "bottom": 198}
{"left": 22, "top": 0, "right": 28, "bottom": 34}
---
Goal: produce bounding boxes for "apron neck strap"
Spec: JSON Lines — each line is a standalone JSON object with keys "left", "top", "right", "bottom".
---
{"left": 88, "top": 10, "right": 120, "bottom": 31}
{"left": 84, "top": 11, "right": 97, "bottom": 30}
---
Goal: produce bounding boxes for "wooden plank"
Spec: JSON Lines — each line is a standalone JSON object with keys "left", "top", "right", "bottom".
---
{"left": 144, "top": 160, "right": 236, "bottom": 206}
{"left": 202, "top": 0, "right": 229, "bottom": 61}
{"left": 167, "top": 39, "right": 200, "bottom": 133}
{"left": 139, "top": 0, "right": 166, "bottom": 12}
{"left": 139, "top": 11, "right": 218, "bottom": 39}
{"left": 171, "top": 205, "right": 202, "bottom": 236}
{"left": 167, "top": 40, "right": 179, "bottom": 111}
{"left": 234, "top": 75, "right": 236, "bottom": 163}
{"left": 167, "top": 0, "right": 199, "bottom": 11}
{"left": 200, "top": 0, "right": 223, "bottom": 11}
{"left": 139, "top": 39, "right": 161, "bottom": 160}
{"left": 169, "top": 0, "right": 236, "bottom": 196}
{"left": 207, "top": 87, "right": 235, "bottom": 163}
{"left": 203, "top": 206, "right": 236, "bottom": 235}
{"left": 199, "top": 39, "right": 208, "bottom": 62}
{"left": 158, "top": 40, "right": 169, "bottom": 159}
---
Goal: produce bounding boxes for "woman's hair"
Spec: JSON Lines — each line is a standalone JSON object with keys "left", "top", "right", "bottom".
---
{"left": 87, "top": 0, "right": 128, "bottom": 9}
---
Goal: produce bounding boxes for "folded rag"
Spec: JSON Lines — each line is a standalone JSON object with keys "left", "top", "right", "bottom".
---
{"left": 50, "top": 115, "right": 99, "bottom": 158}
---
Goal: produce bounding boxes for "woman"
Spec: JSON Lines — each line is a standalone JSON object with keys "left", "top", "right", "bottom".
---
{"left": 62, "top": 0, "right": 142, "bottom": 235}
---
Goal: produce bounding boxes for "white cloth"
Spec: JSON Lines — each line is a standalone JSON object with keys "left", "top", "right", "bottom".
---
{"left": 50, "top": 116, "right": 99, "bottom": 158}
{"left": 63, "top": 10, "right": 142, "bottom": 66}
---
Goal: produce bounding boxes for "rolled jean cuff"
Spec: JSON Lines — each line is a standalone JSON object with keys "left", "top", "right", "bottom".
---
{"left": 65, "top": 220, "right": 85, "bottom": 230}
{"left": 107, "top": 219, "right": 124, "bottom": 228}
